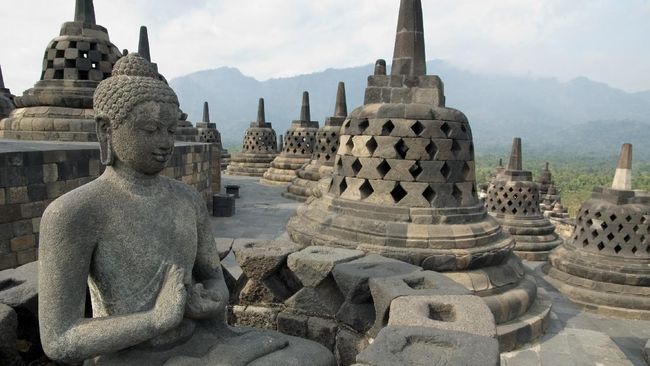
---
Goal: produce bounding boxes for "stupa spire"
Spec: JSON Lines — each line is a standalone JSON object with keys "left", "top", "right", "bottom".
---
{"left": 391, "top": 0, "right": 426, "bottom": 76}
{"left": 0, "top": 65, "right": 5, "bottom": 89}
{"left": 374, "top": 59, "right": 387, "bottom": 76}
{"left": 334, "top": 82, "right": 347, "bottom": 117}
{"left": 138, "top": 26, "right": 151, "bottom": 62}
{"left": 612, "top": 143, "right": 633, "bottom": 190}
{"left": 202, "top": 102, "right": 210, "bottom": 123}
{"left": 257, "top": 98, "right": 266, "bottom": 126}
{"left": 508, "top": 138, "right": 523, "bottom": 171}
{"left": 300, "top": 92, "right": 311, "bottom": 122}
{"left": 74, "top": 0, "right": 96, "bottom": 25}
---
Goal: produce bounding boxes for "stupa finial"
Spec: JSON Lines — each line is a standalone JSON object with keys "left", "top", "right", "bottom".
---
{"left": 374, "top": 59, "right": 387, "bottom": 76}
{"left": 257, "top": 98, "right": 266, "bottom": 126}
{"left": 612, "top": 143, "right": 633, "bottom": 190}
{"left": 0, "top": 65, "right": 5, "bottom": 89}
{"left": 334, "top": 82, "right": 347, "bottom": 117}
{"left": 300, "top": 91, "right": 311, "bottom": 122}
{"left": 508, "top": 138, "right": 523, "bottom": 171}
{"left": 202, "top": 102, "right": 210, "bottom": 123}
{"left": 74, "top": 0, "right": 96, "bottom": 25}
{"left": 391, "top": 0, "right": 426, "bottom": 76}
{"left": 138, "top": 26, "right": 151, "bottom": 62}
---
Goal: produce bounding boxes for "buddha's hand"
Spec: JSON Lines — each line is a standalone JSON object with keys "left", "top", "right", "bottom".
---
{"left": 151, "top": 264, "right": 187, "bottom": 332}
{"left": 185, "top": 282, "right": 227, "bottom": 320}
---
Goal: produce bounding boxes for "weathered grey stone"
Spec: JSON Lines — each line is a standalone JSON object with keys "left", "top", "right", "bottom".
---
{"left": 335, "top": 328, "right": 369, "bottom": 366}
{"left": 288, "top": 246, "right": 364, "bottom": 287}
{"left": 335, "top": 301, "right": 375, "bottom": 333}
{"left": 277, "top": 312, "right": 309, "bottom": 338}
{"left": 332, "top": 254, "right": 421, "bottom": 304}
{"left": 36, "top": 53, "right": 335, "bottom": 365}
{"left": 356, "top": 326, "right": 500, "bottom": 366}
{"left": 307, "top": 317, "right": 338, "bottom": 352}
{"left": 0, "top": 303, "right": 20, "bottom": 366}
{"left": 644, "top": 339, "right": 650, "bottom": 365}
{"left": 0, "top": 261, "right": 38, "bottom": 315}
{"left": 215, "top": 237, "right": 234, "bottom": 260}
{"left": 285, "top": 277, "right": 344, "bottom": 317}
{"left": 388, "top": 295, "right": 497, "bottom": 338}
{"left": 367, "top": 271, "right": 471, "bottom": 336}
{"left": 234, "top": 239, "right": 302, "bottom": 280}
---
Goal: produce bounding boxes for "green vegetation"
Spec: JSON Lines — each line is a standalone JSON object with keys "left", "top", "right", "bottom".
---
{"left": 476, "top": 153, "right": 650, "bottom": 216}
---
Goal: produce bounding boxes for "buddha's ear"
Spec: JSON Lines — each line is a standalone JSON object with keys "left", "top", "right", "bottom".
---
{"left": 95, "top": 115, "right": 114, "bottom": 166}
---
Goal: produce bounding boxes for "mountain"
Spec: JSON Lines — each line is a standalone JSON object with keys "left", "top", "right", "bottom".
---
{"left": 170, "top": 60, "right": 650, "bottom": 158}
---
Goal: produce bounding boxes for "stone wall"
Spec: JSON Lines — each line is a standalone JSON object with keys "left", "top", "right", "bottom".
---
{"left": 0, "top": 140, "right": 213, "bottom": 271}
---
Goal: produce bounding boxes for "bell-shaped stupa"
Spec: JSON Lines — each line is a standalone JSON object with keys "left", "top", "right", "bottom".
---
{"left": 261, "top": 92, "right": 319, "bottom": 185}
{"left": 485, "top": 138, "right": 563, "bottom": 260}
{"left": 285, "top": 82, "right": 348, "bottom": 201}
{"left": 545, "top": 144, "right": 650, "bottom": 319}
{"left": 226, "top": 98, "right": 279, "bottom": 177}
{"left": 287, "top": 0, "right": 550, "bottom": 349}
{"left": 0, "top": 0, "right": 121, "bottom": 141}
{"left": 0, "top": 65, "right": 15, "bottom": 119}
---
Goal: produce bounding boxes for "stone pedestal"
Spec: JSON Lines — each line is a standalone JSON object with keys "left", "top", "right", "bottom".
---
{"left": 0, "top": 7, "right": 121, "bottom": 141}
{"left": 261, "top": 92, "right": 319, "bottom": 185}
{"left": 226, "top": 98, "right": 279, "bottom": 177}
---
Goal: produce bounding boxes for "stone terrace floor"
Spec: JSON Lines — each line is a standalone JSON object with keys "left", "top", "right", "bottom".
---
{"left": 215, "top": 175, "right": 650, "bottom": 366}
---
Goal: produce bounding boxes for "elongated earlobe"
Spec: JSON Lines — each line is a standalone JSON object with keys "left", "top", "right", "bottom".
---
{"left": 96, "top": 116, "right": 114, "bottom": 166}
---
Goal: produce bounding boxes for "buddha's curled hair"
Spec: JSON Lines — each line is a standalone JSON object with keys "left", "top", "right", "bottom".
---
{"left": 93, "top": 53, "right": 179, "bottom": 128}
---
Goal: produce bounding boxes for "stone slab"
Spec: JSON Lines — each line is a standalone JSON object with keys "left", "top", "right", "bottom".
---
{"left": 288, "top": 246, "right": 364, "bottom": 287}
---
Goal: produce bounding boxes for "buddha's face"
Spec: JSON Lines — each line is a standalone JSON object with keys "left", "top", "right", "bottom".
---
{"left": 110, "top": 100, "right": 179, "bottom": 175}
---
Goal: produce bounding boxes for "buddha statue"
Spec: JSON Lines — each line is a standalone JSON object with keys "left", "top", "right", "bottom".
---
{"left": 37, "top": 53, "right": 335, "bottom": 366}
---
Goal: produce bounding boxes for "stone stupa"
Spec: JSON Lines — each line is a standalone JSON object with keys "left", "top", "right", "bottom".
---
{"left": 0, "top": 65, "right": 15, "bottom": 119}
{"left": 197, "top": 102, "right": 230, "bottom": 170}
{"left": 485, "top": 138, "right": 563, "bottom": 261}
{"left": 261, "top": 92, "right": 319, "bottom": 185}
{"left": 544, "top": 144, "right": 650, "bottom": 319}
{"left": 287, "top": 0, "right": 549, "bottom": 350}
{"left": 226, "top": 98, "right": 279, "bottom": 177}
{"left": 0, "top": 0, "right": 121, "bottom": 141}
{"left": 284, "top": 82, "right": 348, "bottom": 201}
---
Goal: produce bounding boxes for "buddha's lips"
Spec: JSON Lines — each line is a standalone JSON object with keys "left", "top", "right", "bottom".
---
{"left": 152, "top": 153, "right": 170, "bottom": 162}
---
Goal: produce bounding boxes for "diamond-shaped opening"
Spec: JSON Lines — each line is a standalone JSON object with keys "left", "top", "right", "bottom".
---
{"left": 344, "top": 120, "right": 351, "bottom": 129}
{"left": 501, "top": 207, "right": 507, "bottom": 213}
{"left": 395, "top": 139, "right": 409, "bottom": 159}
{"left": 523, "top": 208, "right": 528, "bottom": 214}
{"left": 366, "top": 137, "right": 378, "bottom": 155}
{"left": 336, "top": 157, "right": 343, "bottom": 169}
{"left": 409, "top": 162, "right": 423, "bottom": 180}
{"left": 607, "top": 233, "right": 615, "bottom": 241}
{"left": 634, "top": 225, "right": 640, "bottom": 233}
{"left": 351, "top": 159, "right": 363, "bottom": 175}
{"left": 359, "top": 119, "right": 370, "bottom": 133}
{"left": 463, "top": 162, "right": 471, "bottom": 180}
{"left": 423, "top": 186, "right": 435, "bottom": 203}
{"left": 586, "top": 219, "right": 593, "bottom": 226}
{"left": 440, "top": 122, "right": 451, "bottom": 137}
{"left": 647, "top": 245, "right": 650, "bottom": 254}
{"left": 595, "top": 212, "right": 602, "bottom": 219}
{"left": 601, "top": 222, "right": 608, "bottom": 230}
{"left": 625, "top": 215, "right": 632, "bottom": 222}
{"left": 614, "top": 244, "right": 622, "bottom": 253}
{"left": 425, "top": 141, "right": 437, "bottom": 159}
{"left": 359, "top": 180, "right": 374, "bottom": 199}
{"left": 591, "top": 230, "right": 598, "bottom": 239}
{"left": 451, "top": 140, "right": 462, "bottom": 156}
{"left": 610, "top": 214, "right": 617, "bottom": 221}
{"left": 507, "top": 200, "right": 514, "bottom": 207}
{"left": 339, "top": 178, "right": 348, "bottom": 194}
{"left": 512, "top": 207, "right": 518, "bottom": 214}
{"left": 452, "top": 185, "right": 463, "bottom": 203}
{"left": 440, "top": 162, "right": 451, "bottom": 179}
{"left": 346, "top": 137, "right": 354, "bottom": 152}
{"left": 641, "top": 216, "right": 647, "bottom": 224}
{"left": 624, "top": 234, "right": 631, "bottom": 242}
{"left": 391, "top": 184, "right": 408, "bottom": 203}
{"left": 618, "top": 224, "right": 624, "bottom": 232}
{"left": 632, "top": 246, "right": 638, "bottom": 254}
{"left": 377, "top": 160, "right": 391, "bottom": 178}
{"left": 582, "top": 239, "right": 589, "bottom": 247}
{"left": 597, "top": 242, "right": 605, "bottom": 251}
{"left": 411, "top": 121, "right": 425, "bottom": 136}
{"left": 382, "top": 120, "right": 395, "bottom": 135}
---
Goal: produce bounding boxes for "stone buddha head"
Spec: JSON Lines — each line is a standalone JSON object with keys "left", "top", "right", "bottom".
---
{"left": 93, "top": 53, "right": 181, "bottom": 175}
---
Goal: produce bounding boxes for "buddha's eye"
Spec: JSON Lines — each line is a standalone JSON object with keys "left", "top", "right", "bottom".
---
{"left": 168, "top": 127, "right": 176, "bottom": 134}
{"left": 141, "top": 124, "right": 157, "bottom": 133}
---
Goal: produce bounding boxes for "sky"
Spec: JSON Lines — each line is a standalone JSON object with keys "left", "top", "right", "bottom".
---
{"left": 1, "top": 0, "right": 649, "bottom": 94}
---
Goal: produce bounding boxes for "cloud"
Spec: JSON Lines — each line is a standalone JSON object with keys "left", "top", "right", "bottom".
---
{"left": 1, "top": 0, "right": 648, "bottom": 94}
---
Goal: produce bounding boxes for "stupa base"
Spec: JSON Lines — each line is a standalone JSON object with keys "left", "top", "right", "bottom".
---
{"left": 261, "top": 156, "right": 310, "bottom": 185}
{"left": 0, "top": 107, "right": 97, "bottom": 142}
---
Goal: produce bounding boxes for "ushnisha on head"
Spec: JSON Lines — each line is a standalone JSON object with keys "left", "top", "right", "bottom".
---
{"left": 93, "top": 53, "right": 180, "bottom": 175}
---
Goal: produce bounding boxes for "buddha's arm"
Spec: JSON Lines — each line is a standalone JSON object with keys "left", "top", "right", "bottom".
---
{"left": 38, "top": 202, "right": 183, "bottom": 363}
{"left": 187, "top": 204, "right": 230, "bottom": 319}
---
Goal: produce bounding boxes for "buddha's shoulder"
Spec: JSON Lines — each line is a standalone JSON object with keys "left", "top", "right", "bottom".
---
{"left": 161, "top": 176, "right": 205, "bottom": 204}
{"left": 42, "top": 178, "right": 108, "bottom": 221}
